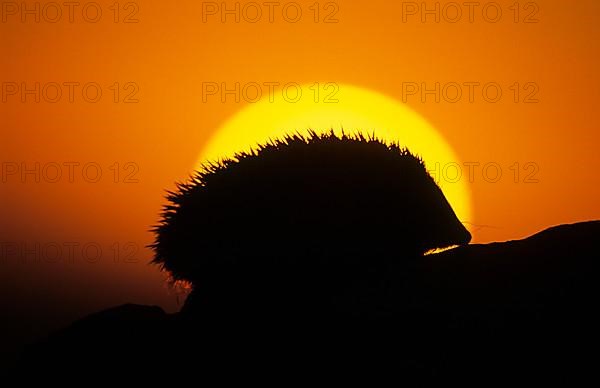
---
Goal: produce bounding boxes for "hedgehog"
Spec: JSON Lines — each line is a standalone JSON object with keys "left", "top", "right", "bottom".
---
{"left": 151, "top": 131, "right": 471, "bottom": 315}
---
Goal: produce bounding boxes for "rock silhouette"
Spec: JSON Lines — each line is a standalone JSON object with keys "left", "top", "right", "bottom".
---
{"left": 12, "top": 222, "right": 599, "bottom": 382}
{"left": 9, "top": 133, "right": 599, "bottom": 382}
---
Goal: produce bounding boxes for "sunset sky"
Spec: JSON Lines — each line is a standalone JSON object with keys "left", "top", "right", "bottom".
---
{"left": 2, "top": 0, "right": 600, "bottom": 346}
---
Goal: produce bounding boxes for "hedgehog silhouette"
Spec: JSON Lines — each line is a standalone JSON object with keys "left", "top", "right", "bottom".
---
{"left": 151, "top": 131, "right": 471, "bottom": 314}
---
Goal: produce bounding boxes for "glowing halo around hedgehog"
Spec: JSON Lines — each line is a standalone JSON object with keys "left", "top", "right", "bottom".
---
{"left": 196, "top": 83, "right": 473, "bottom": 230}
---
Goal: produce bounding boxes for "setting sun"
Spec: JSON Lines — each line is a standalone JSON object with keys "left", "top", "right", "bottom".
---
{"left": 197, "top": 83, "right": 473, "bottom": 229}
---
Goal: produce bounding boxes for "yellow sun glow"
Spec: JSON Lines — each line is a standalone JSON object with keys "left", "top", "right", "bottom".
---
{"left": 196, "top": 83, "right": 472, "bottom": 229}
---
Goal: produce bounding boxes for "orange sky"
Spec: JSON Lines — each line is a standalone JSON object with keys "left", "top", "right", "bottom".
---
{"left": 2, "top": 0, "right": 600, "bottom": 315}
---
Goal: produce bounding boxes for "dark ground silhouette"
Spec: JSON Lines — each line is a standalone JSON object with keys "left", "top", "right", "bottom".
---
{"left": 11, "top": 222, "right": 599, "bottom": 382}
{"left": 9, "top": 133, "right": 599, "bottom": 382}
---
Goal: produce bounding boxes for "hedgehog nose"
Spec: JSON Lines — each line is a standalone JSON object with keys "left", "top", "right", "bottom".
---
{"left": 458, "top": 226, "right": 472, "bottom": 245}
